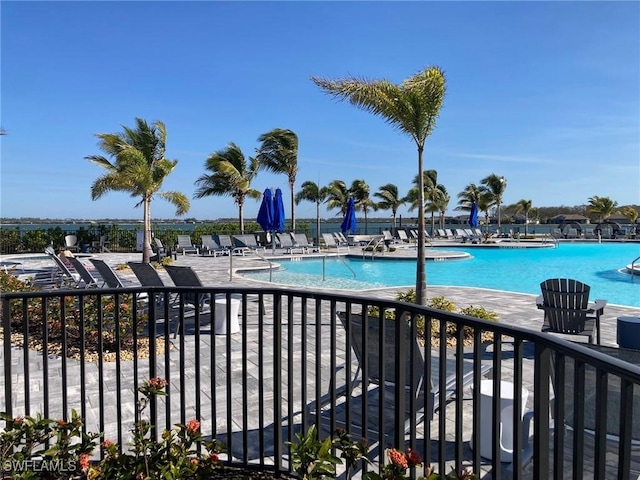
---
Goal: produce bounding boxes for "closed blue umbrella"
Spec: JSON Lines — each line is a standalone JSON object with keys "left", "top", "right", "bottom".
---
{"left": 469, "top": 202, "right": 479, "bottom": 228}
{"left": 257, "top": 188, "right": 274, "bottom": 232}
{"left": 341, "top": 197, "right": 357, "bottom": 234}
{"left": 273, "top": 188, "right": 285, "bottom": 232}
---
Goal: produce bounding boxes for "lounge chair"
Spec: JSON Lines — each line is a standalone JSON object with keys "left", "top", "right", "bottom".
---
{"left": 276, "top": 233, "right": 305, "bottom": 254}
{"left": 176, "top": 235, "right": 199, "bottom": 255}
{"left": 64, "top": 235, "right": 80, "bottom": 253}
{"left": 321, "top": 233, "right": 349, "bottom": 252}
{"left": 309, "top": 311, "right": 490, "bottom": 447}
{"left": 67, "top": 257, "right": 101, "bottom": 288}
{"left": 397, "top": 230, "right": 414, "bottom": 244}
{"left": 44, "top": 246, "right": 81, "bottom": 286}
{"left": 201, "top": 235, "right": 226, "bottom": 256}
{"left": 537, "top": 278, "right": 607, "bottom": 344}
{"left": 162, "top": 265, "right": 210, "bottom": 310}
{"left": 128, "top": 261, "right": 178, "bottom": 307}
{"left": 216, "top": 235, "right": 248, "bottom": 256}
{"left": 292, "top": 233, "right": 319, "bottom": 253}
{"left": 233, "top": 234, "right": 266, "bottom": 253}
{"left": 334, "top": 231, "right": 350, "bottom": 246}
{"left": 89, "top": 259, "right": 126, "bottom": 288}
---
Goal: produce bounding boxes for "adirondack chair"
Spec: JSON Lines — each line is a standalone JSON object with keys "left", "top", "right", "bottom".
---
{"left": 537, "top": 278, "right": 607, "bottom": 344}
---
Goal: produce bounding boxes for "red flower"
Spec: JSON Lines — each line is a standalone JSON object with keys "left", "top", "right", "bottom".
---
{"left": 186, "top": 418, "right": 200, "bottom": 434}
{"left": 101, "top": 439, "right": 115, "bottom": 448}
{"left": 13, "top": 416, "right": 24, "bottom": 425}
{"left": 190, "top": 458, "right": 198, "bottom": 466}
{"left": 210, "top": 452, "right": 219, "bottom": 462}
{"left": 406, "top": 448, "right": 422, "bottom": 467}
{"left": 79, "top": 453, "right": 90, "bottom": 470}
{"left": 387, "top": 448, "right": 408, "bottom": 469}
{"left": 148, "top": 377, "right": 168, "bottom": 389}
{"left": 57, "top": 419, "right": 66, "bottom": 426}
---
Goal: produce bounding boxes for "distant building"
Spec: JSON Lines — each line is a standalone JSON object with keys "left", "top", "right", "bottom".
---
{"left": 548, "top": 214, "right": 590, "bottom": 224}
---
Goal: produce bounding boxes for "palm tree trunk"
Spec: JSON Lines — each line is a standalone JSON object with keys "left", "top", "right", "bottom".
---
{"left": 143, "top": 197, "right": 152, "bottom": 263}
{"left": 239, "top": 202, "right": 245, "bottom": 234}
{"left": 289, "top": 183, "right": 296, "bottom": 232}
{"left": 416, "top": 145, "right": 427, "bottom": 306}
{"left": 316, "top": 202, "right": 321, "bottom": 245}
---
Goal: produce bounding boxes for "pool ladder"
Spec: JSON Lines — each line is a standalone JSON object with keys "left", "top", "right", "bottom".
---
{"left": 630, "top": 255, "right": 640, "bottom": 281}
{"left": 322, "top": 255, "right": 356, "bottom": 281}
{"left": 361, "top": 237, "right": 385, "bottom": 259}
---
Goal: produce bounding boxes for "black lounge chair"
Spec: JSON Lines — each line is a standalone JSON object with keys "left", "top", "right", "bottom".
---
{"left": 67, "top": 257, "right": 101, "bottom": 288}
{"left": 89, "top": 259, "right": 126, "bottom": 288}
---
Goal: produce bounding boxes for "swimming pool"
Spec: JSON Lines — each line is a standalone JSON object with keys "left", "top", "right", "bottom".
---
{"left": 242, "top": 243, "right": 640, "bottom": 307}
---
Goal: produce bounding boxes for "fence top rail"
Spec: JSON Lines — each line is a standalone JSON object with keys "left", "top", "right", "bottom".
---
{"left": 3, "top": 284, "right": 640, "bottom": 383}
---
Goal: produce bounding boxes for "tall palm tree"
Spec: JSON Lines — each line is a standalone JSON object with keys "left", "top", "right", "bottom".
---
{"left": 456, "top": 183, "right": 483, "bottom": 212}
{"left": 480, "top": 174, "right": 507, "bottom": 229}
{"left": 350, "top": 179, "right": 376, "bottom": 234}
{"left": 325, "top": 180, "right": 351, "bottom": 216}
{"left": 256, "top": 129, "right": 299, "bottom": 231}
{"left": 295, "top": 181, "right": 328, "bottom": 243}
{"left": 374, "top": 183, "right": 404, "bottom": 231}
{"left": 193, "top": 143, "right": 261, "bottom": 234}
{"left": 312, "top": 67, "right": 446, "bottom": 305}
{"left": 587, "top": 195, "right": 618, "bottom": 223}
{"left": 86, "top": 118, "right": 190, "bottom": 263}
{"left": 515, "top": 199, "right": 533, "bottom": 236}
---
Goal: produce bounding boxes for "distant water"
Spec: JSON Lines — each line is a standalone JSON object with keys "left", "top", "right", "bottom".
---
{"left": 0, "top": 221, "right": 561, "bottom": 236}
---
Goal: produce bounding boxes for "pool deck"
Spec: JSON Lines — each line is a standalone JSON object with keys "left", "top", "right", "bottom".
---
{"left": 2, "top": 248, "right": 640, "bottom": 478}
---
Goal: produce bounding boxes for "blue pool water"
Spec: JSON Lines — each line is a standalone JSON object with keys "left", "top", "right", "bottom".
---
{"left": 242, "top": 243, "right": 640, "bottom": 307}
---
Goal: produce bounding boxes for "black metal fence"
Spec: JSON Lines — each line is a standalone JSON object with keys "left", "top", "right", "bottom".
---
{"left": 2, "top": 286, "right": 640, "bottom": 479}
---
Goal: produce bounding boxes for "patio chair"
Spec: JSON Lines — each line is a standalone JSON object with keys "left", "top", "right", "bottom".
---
{"left": 397, "top": 230, "right": 414, "bottom": 244}
{"left": 67, "top": 257, "right": 101, "bottom": 288}
{"left": 176, "top": 235, "right": 199, "bottom": 255}
{"left": 91, "top": 235, "right": 111, "bottom": 253}
{"left": 309, "top": 311, "right": 490, "bottom": 447}
{"left": 64, "top": 235, "right": 80, "bottom": 253}
{"left": 276, "top": 233, "right": 305, "bottom": 254}
{"left": 537, "top": 278, "right": 607, "bottom": 344}
{"left": 292, "top": 232, "right": 319, "bottom": 253}
{"left": 233, "top": 234, "right": 266, "bottom": 253}
{"left": 152, "top": 238, "right": 171, "bottom": 261}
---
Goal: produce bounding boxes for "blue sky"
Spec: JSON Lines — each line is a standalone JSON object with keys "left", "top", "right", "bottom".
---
{"left": 1, "top": 1, "right": 639, "bottom": 222}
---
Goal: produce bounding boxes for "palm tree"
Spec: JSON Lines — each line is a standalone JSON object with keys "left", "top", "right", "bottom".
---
{"left": 374, "top": 183, "right": 404, "bottom": 231}
{"left": 86, "top": 118, "right": 190, "bottom": 263}
{"left": 405, "top": 171, "right": 445, "bottom": 236}
{"left": 514, "top": 199, "right": 533, "bottom": 236}
{"left": 434, "top": 190, "right": 450, "bottom": 231}
{"left": 325, "top": 180, "right": 351, "bottom": 216}
{"left": 256, "top": 129, "right": 299, "bottom": 231}
{"left": 621, "top": 206, "right": 639, "bottom": 236}
{"left": 350, "top": 179, "right": 376, "bottom": 234}
{"left": 312, "top": 66, "right": 446, "bottom": 305}
{"left": 295, "top": 181, "right": 328, "bottom": 243}
{"left": 480, "top": 174, "right": 507, "bottom": 230}
{"left": 587, "top": 195, "right": 618, "bottom": 223}
{"left": 193, "top": 143, "right": 261, "bottom": 234}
